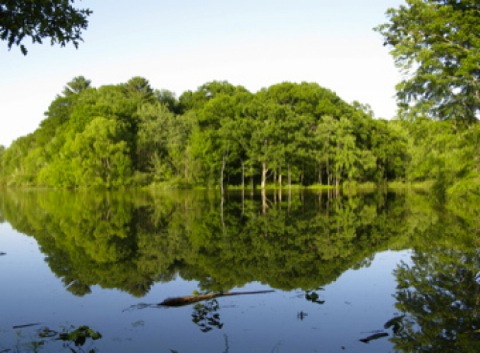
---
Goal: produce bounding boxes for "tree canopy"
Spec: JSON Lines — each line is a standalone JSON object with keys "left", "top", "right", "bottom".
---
{"left": 376, "top": 0, "right": 480, "bottom": 123}
{"left": 0, "top": 0, "right": 92, "bottom": 54}
{"left": 0, "top": 76, "right": 478, "bottom": 198}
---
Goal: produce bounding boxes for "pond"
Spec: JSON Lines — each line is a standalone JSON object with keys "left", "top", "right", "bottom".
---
{"left": 0, "top": 189, "right": 478, "bottom": 353}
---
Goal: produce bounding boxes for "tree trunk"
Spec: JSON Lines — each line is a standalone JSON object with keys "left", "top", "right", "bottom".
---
{"left": 278, "top": 167, "right": 282, "bottom": 189}
{"left": 288, "top": 164, "right": 292, "bottom": 189}
{"left": 326, "top": 158, "right": 330, "bottom": 187}
{"left": 335, "top": 167, "right": 341, "bottom": 197}
{"left": 288, "top": 187, "right": 292, "bottom": 211}
{"left": 261, "top": 161, "right": 268, "bottom": 189}
{"left": 241, "top": 160, "right": 245, "bottom": 190}
{"left": 261, "top": 187, "right": 268, "bottom": 214}
{"left": 184, "top": 163, "right": 188, "bottom": 180}
{"left": 220, "top": 153, "right": 226, "bottom": 196}
{"left": 318, "top": 163, "right": 323, "bottom": 185}
{"left": 220, "top": 196, "right": 225, "bottom": 233}
{"left": 241, "top": 187, "right": 245, "bottom": 215}
{"left": 250, "top": 175, "right": 254, "bottom": 196}
{"left": 335, "top": 166, "right": 340, "bottom": 189}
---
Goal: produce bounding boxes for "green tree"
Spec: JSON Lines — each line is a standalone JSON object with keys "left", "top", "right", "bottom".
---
{"left": 34, "top": 76, "right": 92, "bottom": 151}
{"left": 67, "top": 117, "right": 132, "bottom": 187}
{"left": 136, "top": 102, "right": 194, "bottom": 184}
{"left": 155, "top": 89, "right": 180, "bottom": 114}
{"left": 4, "top": 77, "right": 94, "bottom": 187}
{"left": 376, "top": 0, "right": 480, "bottom": 123}
{"left": 0, "top": 0, "right": 92, "bottom": 55}
{"left": 136, "top": 103, "right": 172, "bottom": 176}
{"left": 247, "top": 97, "right": 289, "bottom": 190}
{"left": 401, "top": 118, "right": 478, "bottom": 199}
{"left": 0, "top": 134, "right": 37, "bottom": 186}
{"left": 370, "top": 120, "right": 408, "bottom": 182}
{"left": 178, "top": 81, "right": 244, "bottom": 112}
{"left": 0, "top": 78, "right": 418, "bottom": 189}
{"left": 184, "top": 82, "right": 250, "bottom": 188}
{"left": 122, "top": 76, "right": 155, "bottom": 106}
{"left": 314, "top": 115, "right": 337, "bottom": 186}
{"left": 62, "top": 75, "right": 91, "bottom": 96}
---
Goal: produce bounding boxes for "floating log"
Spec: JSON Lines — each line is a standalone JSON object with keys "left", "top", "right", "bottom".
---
{"left": 158, "top": 290, "right": 275, "bottom": 307}
{"left": 359, "top": 332, "right": 389, "bottom": 343}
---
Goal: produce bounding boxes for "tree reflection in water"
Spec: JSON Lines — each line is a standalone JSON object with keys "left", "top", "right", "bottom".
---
{"left": 192, "top": 299, "right": 223, "bottom": 333}
{"left": 391, "top": 204, "right": 480, "bottom": 353}
{"left": 0, "top": 190, "right": 408, "bottom": 296}
{"left": 2, "top": 325, "right": 102, "bottom": 353}
{"left": 393, "top": 250, "right": 480, "bottom": 353}
{"left": 0, "top": 189, "right": 479, "bottom": 351}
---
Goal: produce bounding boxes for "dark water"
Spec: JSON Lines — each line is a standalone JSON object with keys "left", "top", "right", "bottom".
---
{"left": 0, "top": 189, "right": 478, "bottom": 353}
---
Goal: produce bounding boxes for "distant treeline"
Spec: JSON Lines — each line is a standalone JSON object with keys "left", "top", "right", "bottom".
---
{"left": 0, "top": 77, "right": 478, "bottom": 196}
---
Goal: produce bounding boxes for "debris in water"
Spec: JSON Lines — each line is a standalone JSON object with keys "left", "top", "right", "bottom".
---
{"left": 297, "top": 311, "right": 308, "bottom": 320}
{"left": 359, "top": 332, "right": 389, "bottom": 343}
{"left": 12, "top": 323, "right": 41, "bottom": 329}
{"left": 159, "top": 290, "right": 274, "bottom": 307}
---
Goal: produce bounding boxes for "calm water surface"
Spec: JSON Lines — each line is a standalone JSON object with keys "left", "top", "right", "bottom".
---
{"left": 0, "top": 190, "right": 478, "bottom": 353}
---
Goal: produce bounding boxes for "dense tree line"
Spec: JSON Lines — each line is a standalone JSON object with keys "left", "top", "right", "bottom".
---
{"left": 1, "top": 1, "right": 477, "bottom": 196}
{"left": 0, "top": 76, "right": 478, "bottom": 199}
{"left": 0, "top": 77, "right": 406, "bottom": 189}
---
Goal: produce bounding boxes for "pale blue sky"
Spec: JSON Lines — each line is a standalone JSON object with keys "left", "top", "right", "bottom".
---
{"left": 0, "top": 0, "right": 403, "bottom": 147}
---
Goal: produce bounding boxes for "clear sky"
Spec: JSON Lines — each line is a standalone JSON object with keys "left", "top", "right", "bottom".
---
{"left": 0, "top": 0, "right": 404, "bottom": 147}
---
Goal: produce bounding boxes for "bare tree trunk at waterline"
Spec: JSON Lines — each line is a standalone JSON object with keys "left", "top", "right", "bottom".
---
{"left": 261, "top": 161, "right": 268, "bottom": 190}
{"left": 278, "top": 167, "right": 282, "bottom": 189}
{"left": 220, "top": 154, "right": 226, "bottom": 196}
{"left": 241, "top": 160, "right": 245, "bottom": 190}
{"left": 288, "top": 164, "right": 292, "bottom": 189}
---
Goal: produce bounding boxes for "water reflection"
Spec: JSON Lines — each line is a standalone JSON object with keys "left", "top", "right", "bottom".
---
{"left": 304, "top": 288, "right": 325, "bottom": 305}
{"left": 0, "top": 190, "right": 408, "bottom": 295}
{"left": 192, "top": 299, "right": 223, "bottom": 333}
{"left": 5, "top": 324, "right": 102, "bottom": 353}
{"left": 0, "top": 189, "right": 478, "bottom": 352}
{"left": 393, "top": 238, "right": 480, "bottom": 353}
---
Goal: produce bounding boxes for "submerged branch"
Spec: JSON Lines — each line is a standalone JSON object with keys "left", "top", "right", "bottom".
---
{"left": 158, "top": 290, "right": 275, "bottom": 307}
{"left": 12, "top": 323, "right": 41, "bottom": 329}
{"left": 359, "top": 332, "right": 389, "bottom": 343}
